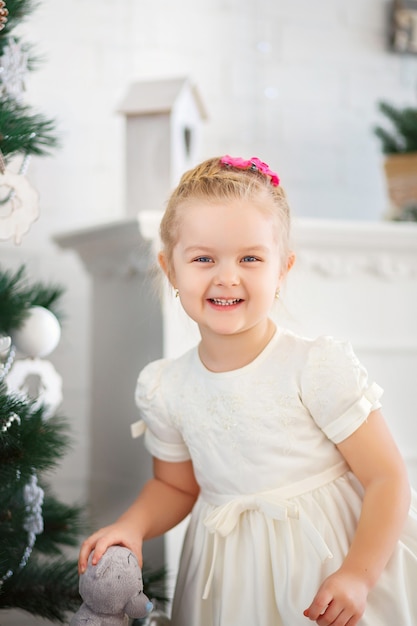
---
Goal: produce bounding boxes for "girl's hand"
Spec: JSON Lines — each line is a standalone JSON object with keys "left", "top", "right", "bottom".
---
{"left": 77, "top": 460, "right": 199, "bottom": 575}
{"left": 303, "top": 568, "right": 369, "bottom": 625}
{"left": 78, "top": 522, "right": 143, "bottom": 575}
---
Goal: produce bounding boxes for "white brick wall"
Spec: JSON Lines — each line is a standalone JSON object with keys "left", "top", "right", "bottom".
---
{"left": 12, "top": 0, "right": 416, "bottom": 234}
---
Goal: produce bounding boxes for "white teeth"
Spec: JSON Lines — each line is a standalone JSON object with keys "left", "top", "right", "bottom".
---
{"left": 211, "top": 298, "right": 241, "bottom": 306}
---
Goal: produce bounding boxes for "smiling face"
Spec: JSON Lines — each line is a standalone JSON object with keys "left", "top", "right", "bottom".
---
{"left": 160, "top": 198, "right": 287, "bottom": 343}
{"left": 158, "top": 156, "right": 294, "bottom": 359}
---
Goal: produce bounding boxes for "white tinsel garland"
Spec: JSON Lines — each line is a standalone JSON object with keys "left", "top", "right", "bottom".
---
{"left": 0, "top": 38, "right": 28, "bottom": 101}
{"left": 0, "top": 472, "right": 45, "bottom": 585}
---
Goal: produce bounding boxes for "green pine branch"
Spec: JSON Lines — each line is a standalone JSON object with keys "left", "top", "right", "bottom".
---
{"left": 36, "top": 492, "right": 86, "bottom": 555}
{"left": 0, "top": 265, "right": 64, "bottom": 335}
{"left": 0, "top": 389, "right": 71, "bottom": 482}
{"left": 0, "top": 557, "right": 81, "bottom": 622}
{"left": 0, "top": 489, "right": 86, "bottom": 574}
{"left": 0, "top": 267, "right": 29, "bottom": 333}
{"left": 0, "top": 97, "right": 59, "bottom": 159}
{"left": 23, "top": 282, "right": 65, "bottom": 321}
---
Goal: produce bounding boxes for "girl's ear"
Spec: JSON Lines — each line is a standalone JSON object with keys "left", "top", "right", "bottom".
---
{"left": 158, "top": 251, "right": 175, "bottom": 285}
{"left": 278, "top": 252, "right": 296, "bottom": 282}
{"left": 286, "top": 252, "right": 296, "bottom": 273}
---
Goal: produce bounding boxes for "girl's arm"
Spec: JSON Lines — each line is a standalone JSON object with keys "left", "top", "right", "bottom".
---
{"left": 305, "top": 408, "right": 411, "bottom": 625}
{"left": 78, "top": 457, "right": 200, "bottom": 573}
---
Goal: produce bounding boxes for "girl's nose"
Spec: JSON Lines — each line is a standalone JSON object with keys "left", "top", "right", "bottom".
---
{"left": 214, "top": 263, "right": 240, "bottom": 286}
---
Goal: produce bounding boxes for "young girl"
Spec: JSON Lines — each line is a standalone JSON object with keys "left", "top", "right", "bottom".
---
{"left": 79, "top": 155, "right": 417, "bottom": 625}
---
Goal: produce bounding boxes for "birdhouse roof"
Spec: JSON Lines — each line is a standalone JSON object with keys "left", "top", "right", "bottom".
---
{"left": 118, "top": 77, "right": 207, "bottom": 119}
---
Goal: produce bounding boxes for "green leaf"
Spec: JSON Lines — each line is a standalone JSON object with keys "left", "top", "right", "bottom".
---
{"left": 374, "top": 101, "right": 417, "bottom": 154}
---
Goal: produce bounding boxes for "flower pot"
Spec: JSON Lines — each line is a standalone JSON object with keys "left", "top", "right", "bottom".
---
{"left": 384, "top": 152, "right": 417, "bottom": 216}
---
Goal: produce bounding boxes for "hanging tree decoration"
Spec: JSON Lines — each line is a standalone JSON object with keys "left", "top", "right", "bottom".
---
{"left": 7, "top": 304, "right": 63, "bottom": 418}
{"left": 0, "top": 148, "right": 40, "bottom": 244}
{"left": 10, "top": 304, "right": 61, "bottom": 358}
{"left": 0, "top": 38, "right": 29, "bottom": 101}
{"left": 1, "top": 467, "right": 45, "bottom": 585}
{"left": 7, "top": 357, "right": 63, "bottom": 419}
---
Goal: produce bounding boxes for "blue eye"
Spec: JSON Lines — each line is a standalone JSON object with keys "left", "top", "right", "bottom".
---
{"left": 242, "top": 256, "right": 259, "bottom": 262}
{"left": 194, "top": 256, "right": 213, "bottom": 263}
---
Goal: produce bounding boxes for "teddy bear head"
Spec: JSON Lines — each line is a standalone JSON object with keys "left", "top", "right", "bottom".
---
{"left": 78, "top": 545, "right": 152, "bottom": 620}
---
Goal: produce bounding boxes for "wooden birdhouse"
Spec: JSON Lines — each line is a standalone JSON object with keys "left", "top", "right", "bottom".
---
{"left": 118, "top": 77, "right": 207, "bottom": 216}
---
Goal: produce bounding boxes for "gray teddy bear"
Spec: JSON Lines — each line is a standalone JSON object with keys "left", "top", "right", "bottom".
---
{"left": 70, "top": 545, "right": 153, "bottom": 625}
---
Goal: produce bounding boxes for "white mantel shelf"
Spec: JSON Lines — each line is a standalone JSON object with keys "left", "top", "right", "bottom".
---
{"left": 54, "top": 217, "right": 153, "bottom": 277}
{"left": 291, "top": 219, "right": 417, "bottom": 280}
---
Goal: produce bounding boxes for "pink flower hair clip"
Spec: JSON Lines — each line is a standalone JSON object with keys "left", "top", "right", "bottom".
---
{"left": 220, "top": 155, "right": 280, "bottom": 187}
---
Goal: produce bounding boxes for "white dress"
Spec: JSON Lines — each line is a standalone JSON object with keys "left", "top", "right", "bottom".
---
{"left": 133, "top": 330, "right": 417, "bottom": 626}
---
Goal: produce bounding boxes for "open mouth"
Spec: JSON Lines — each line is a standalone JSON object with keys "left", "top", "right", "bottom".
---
{"left": 209, "top": 298, "right": 243, "bottom": 306}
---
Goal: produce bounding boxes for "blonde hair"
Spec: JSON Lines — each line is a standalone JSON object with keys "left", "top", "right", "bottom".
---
{"left": 160, "top": 156, "right": 292, "bottom": 272}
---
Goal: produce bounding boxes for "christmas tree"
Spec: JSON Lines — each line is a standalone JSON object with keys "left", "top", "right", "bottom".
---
{"left": 0, "top": 266, "right": 84, "bottom": 621}
{"left": 0, "top": 1, "right": 84, "bottom": 620}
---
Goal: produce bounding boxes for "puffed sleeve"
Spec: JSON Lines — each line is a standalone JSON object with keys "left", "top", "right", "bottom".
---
{"left": 301, "top": 336, "right": 384, "bottom": 444}
{"left": 132, "top": 359, "right": 191, "bottom": 462}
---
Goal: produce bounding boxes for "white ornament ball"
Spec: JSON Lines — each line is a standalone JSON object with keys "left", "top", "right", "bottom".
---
{"left": 11, "top": 306, "right": 61, "bottom": 358}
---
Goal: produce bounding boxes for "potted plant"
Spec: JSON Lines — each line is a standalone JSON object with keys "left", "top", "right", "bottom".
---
{"left": 373, "top": 101, "right": 417, "bottom": 220}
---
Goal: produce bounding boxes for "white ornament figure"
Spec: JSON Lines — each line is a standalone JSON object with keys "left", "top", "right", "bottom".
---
{"left": 0, "top": 168, "right": 40, "bottom": 245}
{"left": 23, "top": 474, "right": 45, "bottom": 536}
{"left": 20, "top": 473, "right": 45, "bottom": 571}
{"left": 11, "top": 306, "right": 61, "bottom": 358}
{"left": 6, "top": 357, "right": 63, "bottom": 419}
{"left": 0, "top": 39, "right": 29, "bottom": 101}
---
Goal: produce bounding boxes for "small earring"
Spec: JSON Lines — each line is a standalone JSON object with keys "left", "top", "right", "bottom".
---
{"left": 174, "top": 288, "right": 179, "bottom": 298}
{"left": 275, "top": 287, "right": 280, "bottom": 300}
